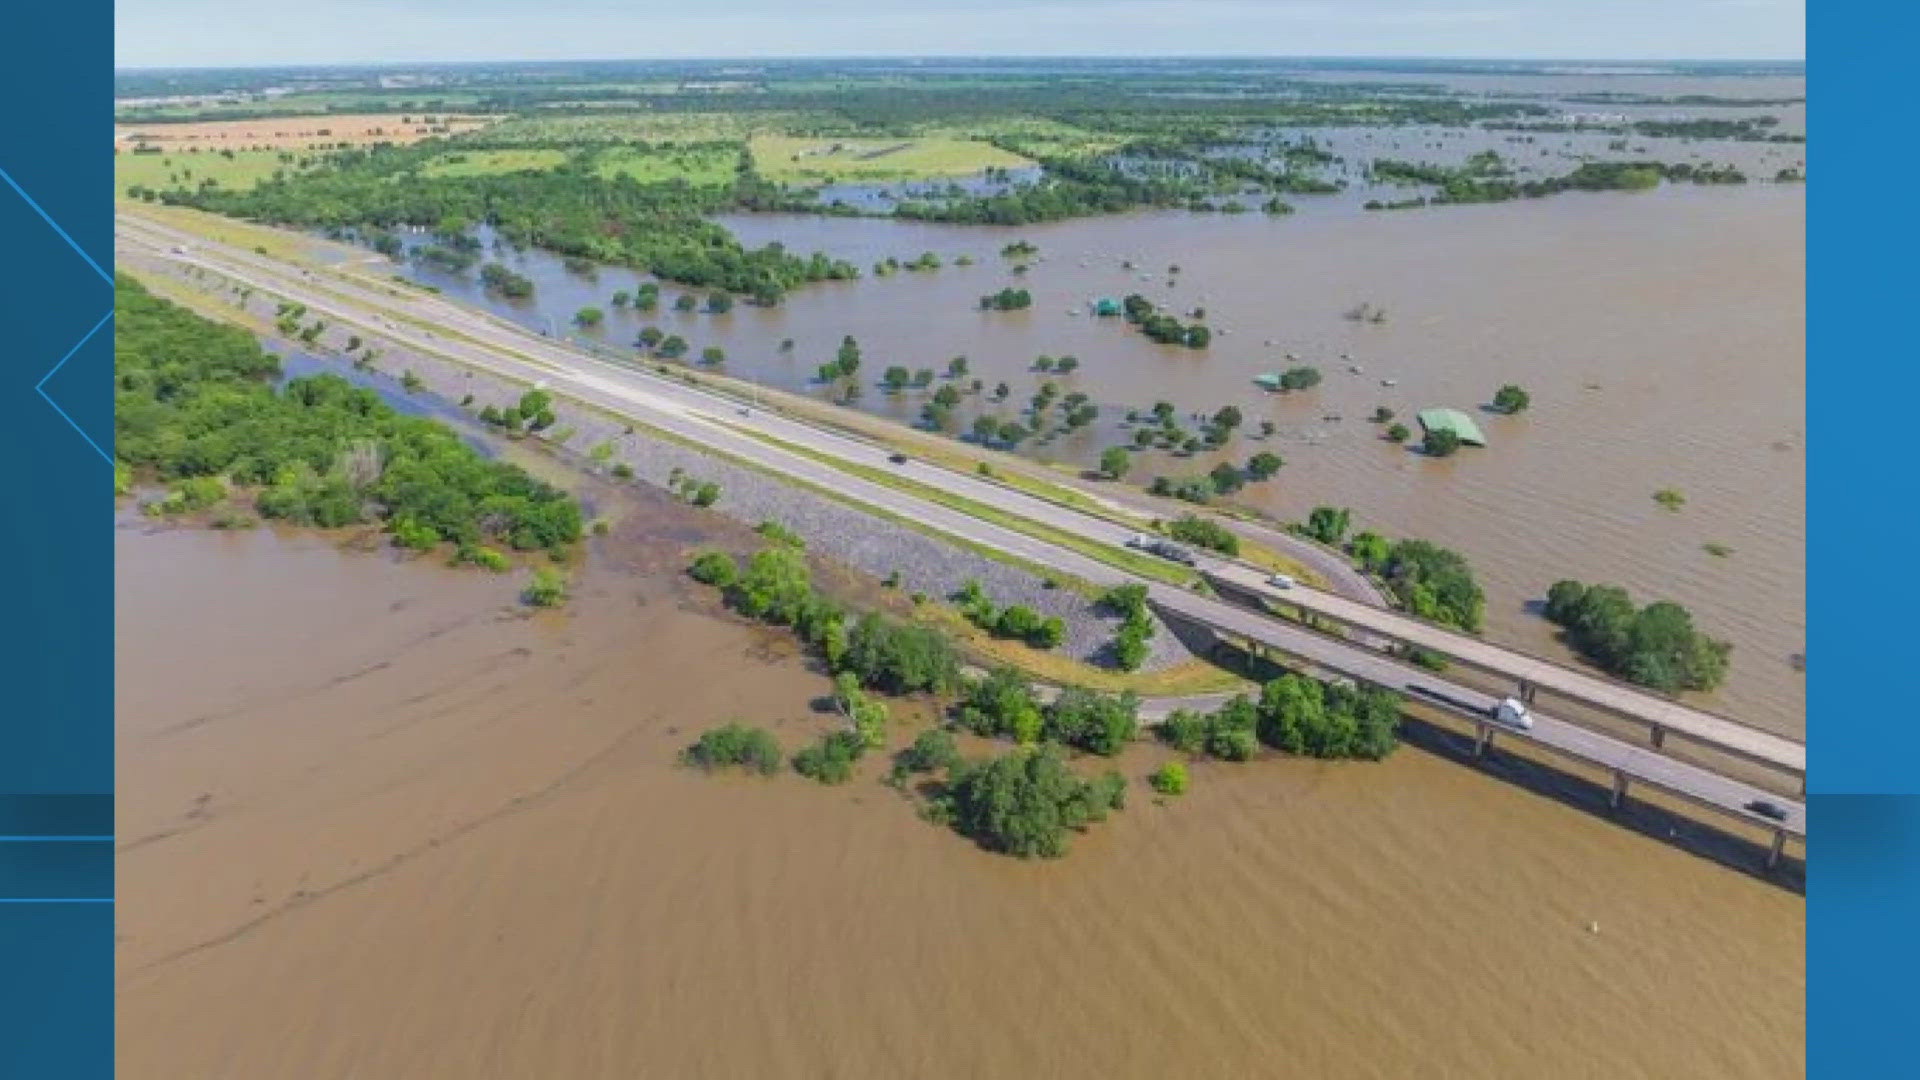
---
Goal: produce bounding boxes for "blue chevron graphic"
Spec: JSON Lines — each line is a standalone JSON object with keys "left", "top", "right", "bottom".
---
{"left": 1, "top": 164, "right": 113, "bottom": 465}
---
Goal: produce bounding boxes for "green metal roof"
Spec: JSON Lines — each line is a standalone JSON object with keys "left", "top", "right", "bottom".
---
{"left": 1416, "top": 408, "right": 1487, "bottom": 446}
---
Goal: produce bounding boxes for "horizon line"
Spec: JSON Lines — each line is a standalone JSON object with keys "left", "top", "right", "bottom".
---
{"left": 114, "top": 53, "right": 1809, "bottom": 74}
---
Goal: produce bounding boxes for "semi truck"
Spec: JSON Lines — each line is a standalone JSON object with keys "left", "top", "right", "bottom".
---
{"left": 1405, "top": 684, "right": 1534, "bottom": 731}
{"left": 1127, "top": 533, "right": 1197, "bottom": 566}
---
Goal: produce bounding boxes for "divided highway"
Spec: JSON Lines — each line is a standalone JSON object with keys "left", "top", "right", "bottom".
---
{"left": 116, "top": 212, "right": 1806, "bottom": 844}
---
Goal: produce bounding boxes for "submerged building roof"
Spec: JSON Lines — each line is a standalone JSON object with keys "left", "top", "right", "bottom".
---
{"left": 1416, "top": 408, "right": 1487, "bottom": 446}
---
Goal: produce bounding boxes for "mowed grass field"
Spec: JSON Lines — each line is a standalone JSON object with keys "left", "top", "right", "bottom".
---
{"left": 417, "top": 148, "right": 570, "bottom": 177}
{"left": 115, "top": 148, "right": 307, "bottom": 197}
{"left": 750, "top": 134, "right": 1034, "bottom": 182}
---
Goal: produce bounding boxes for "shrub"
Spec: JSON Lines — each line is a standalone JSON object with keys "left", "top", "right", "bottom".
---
{"left": 1168, "top": 514, "right": 1240, "bottom": 555}
{"left": 1149, "top": 762, "right": 1189, "bottom": 795}
{"left": 688, "top": 550, "right": 739, "bottom": 587}
{"left": 793, "top": 730, "right": 866, "bottom": 785}
{"left": 682, "top": 723, "right": 783, "bottom": 775}
{"left": 523, "top": 567, "right": 568, "bottom": 607}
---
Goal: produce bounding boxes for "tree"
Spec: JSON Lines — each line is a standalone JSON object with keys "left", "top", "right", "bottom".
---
{"left": 1384, "top": 539, "right": 1484, "bottom": 632}
{"left": 997, "top": 420, "right": 1029, "bottom": 446}
{"left": 637, "top": 325, "right": 664, "bottom": 349}
{"left": 956, "top": 666, "right": 1043, "bottom": 742}
{"left": 1492, "top": 384, "right": 1531, "bottom": 414}
{"left": 947, "top": 355, "right": 969, "bottom": 379}
{"left": 1423, "top": 427, "right": 1462, "bottom": 457}
{"left": 1056, "top": 355, "right": 1080, "bottom": 374}
{"left": 1208, "top": 461, "right": 1244, "bottom": 495}
{"left": 611, "top": 290, "right": 631, "bottom": 308}
{"left": 705, "top": 291, "right": 734, "bottom": 314}
{"left": 1185, "top": 325, "right": 1212, "bottom": 348}
{"left": 896, "top": 729, "right": 960, "bottom": 775}
{"left": 1279, "top": 365, "right": 1322, "bottom": 391}
{"left": 932, "top": 384, "right": 962, "bottom": 408}
{"left": 1386, "top": 422, "right": 1411, "bottom": 443}
{"left": 943, "top": 746, "right": 1125, "bottom": 859}
{"left": 837, "top": 336, "right": 862, "bottom": 374}
{"left": 1133, "top": 427, "right": 1155, "bottom": 448}
{"left": 658, "top": 335, "right": 688, "bottom": 359}
{"left": 673, "top": 293, "right": 698, "bottom": 312}
{"left": 1043, "top": 688, "right": 1140, "bottom": 755}
{"left": 1246, "top": 451, "right": 1283, "bottom": 481}
{"left": 700, "top": 346, "right": 726, "bottom": 365}
{"left": 1099, "top": 446, "right": 1132, "bottom": 479}
{"left": 973, "top": 414, "right": 1002, "bottom": 443}
{"left": 1303, "top": 506, "right": 1351, "bottom": 544}
{"left": 883, "top": 366, "right": 911, "bottom": 391}
{"left": 574, "top": 306, "right": 604, "bottom": 328}
{"left": 1348, "top": 531, "right": 1390, "bottom": 571}
{"left": 1212, "top": 405, "right": 1243, "bottom": 431}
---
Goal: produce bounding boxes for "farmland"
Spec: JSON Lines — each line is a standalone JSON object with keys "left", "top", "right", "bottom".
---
{"left": 113, "top": 111, "right": 495, "bottom": 151}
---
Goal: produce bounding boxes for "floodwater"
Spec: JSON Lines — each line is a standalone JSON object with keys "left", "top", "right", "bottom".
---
{"left": 117, "top": 510, "right": 1803, "bottom": 1078}
{"left": 391, "top": 179, "right": 1806, "bottom": 736}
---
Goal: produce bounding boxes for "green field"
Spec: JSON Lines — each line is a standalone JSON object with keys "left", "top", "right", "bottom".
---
{"left": 417, "top": 148, "right": 570, "bottom": 177}
{"left": 115, "top": 148, "right": 308, "bottom": 197}
{"left": 591, "top": 144, "right": 739, "bottom": 185}
{"left": 750, "top": 134, "right": 1034, "bottom": 183}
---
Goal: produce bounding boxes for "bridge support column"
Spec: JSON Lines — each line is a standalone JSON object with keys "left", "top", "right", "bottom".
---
{"left": 1767, "top": 830, "right": 1786, "bottom": 871}
{"left": 1517, "top": 679, "right": 1536, "bottom": 705}
{"left": 1473, "top": 723, "right": 1493, "bottom": 759}
{"left": 1650, "top": 725, "right": 1667, "bottom": 749}
{"left": 1610, "top": 770, "right": 1629, "bottom": 810}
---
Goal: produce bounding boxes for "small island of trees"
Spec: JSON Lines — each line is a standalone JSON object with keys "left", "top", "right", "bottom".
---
{"left": 1543, "top": 580, "right": 1731, "bottom": 693}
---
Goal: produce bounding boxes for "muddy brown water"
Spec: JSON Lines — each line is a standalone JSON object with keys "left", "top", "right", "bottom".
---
{"left": 117, "top": 503, "right": 1803, "bottom": 1078}
{"left": 392, "top": 179, "right": 1804, "bottom": 737}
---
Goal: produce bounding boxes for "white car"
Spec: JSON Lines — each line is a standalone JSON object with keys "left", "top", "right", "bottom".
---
{"left": 1267, "top": 573, "right": 1297, "bottom": 589}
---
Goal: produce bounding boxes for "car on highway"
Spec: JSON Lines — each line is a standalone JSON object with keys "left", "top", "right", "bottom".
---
{"left": 1745, "top": 799, "right": 1789, "bottom": 822}
{"left": 888, "top": 453, "right": 909, "bottom": 465}
{"left": 1267, "top": 573, "right": 1297, "bottom": 589}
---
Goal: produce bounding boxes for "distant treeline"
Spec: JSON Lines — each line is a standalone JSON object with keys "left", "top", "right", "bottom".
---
{"left": 1365, "top": 158, "right": 1748, "bottom": 210}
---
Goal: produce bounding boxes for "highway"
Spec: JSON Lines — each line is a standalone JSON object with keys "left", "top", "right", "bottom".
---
{"left": 116, "top": 212, "right": 1807, "bottom": 843}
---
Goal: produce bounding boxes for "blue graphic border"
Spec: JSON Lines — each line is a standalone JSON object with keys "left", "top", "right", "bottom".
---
{"left": 0, "top": 2, "right": 113, "bottom": 1076}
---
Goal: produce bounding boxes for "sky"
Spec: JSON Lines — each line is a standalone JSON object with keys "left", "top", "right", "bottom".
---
{"left": 115, "top": 0, "right": 1805, "bottom": 69}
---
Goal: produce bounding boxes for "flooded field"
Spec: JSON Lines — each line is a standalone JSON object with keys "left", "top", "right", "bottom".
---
{"left": 117, "top": 500, "right": 1803, "bottom": 1078}
{"left": 386, "top": 178, "right": 1805, "bottom": 736}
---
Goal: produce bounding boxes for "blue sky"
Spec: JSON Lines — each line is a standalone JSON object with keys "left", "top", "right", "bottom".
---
{"left": 115, "top": 0, "right": 1804, "bottom": 68}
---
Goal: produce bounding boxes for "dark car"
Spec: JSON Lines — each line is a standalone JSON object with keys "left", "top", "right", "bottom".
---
{"left": 888, "top": 453, "right": 909, "bottom": 465}
{"left": 1745, "top": 799, "right": 1789, "bottom": 822}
